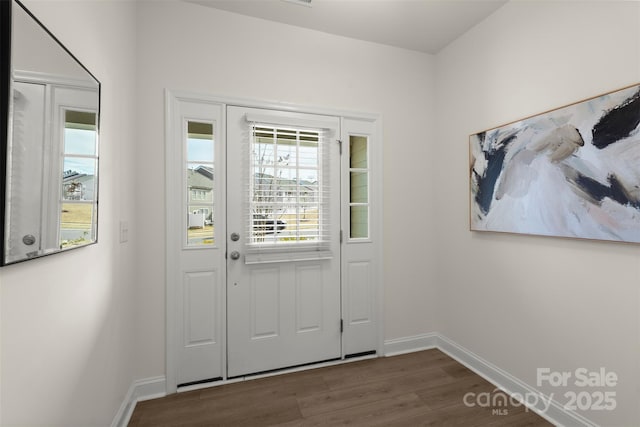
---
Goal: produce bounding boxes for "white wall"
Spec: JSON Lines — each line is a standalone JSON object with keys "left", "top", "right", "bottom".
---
{"left": 134, "top": 0, "right": 437, "bottom": 379}
{"left": 7, "top": 1, "right": 637, "bottom": 425}
{"left": 435, "top": 1, "right": 640, "bottom": 425}
{"left": 0, "top": 1, "right": 138, "bottom": 425}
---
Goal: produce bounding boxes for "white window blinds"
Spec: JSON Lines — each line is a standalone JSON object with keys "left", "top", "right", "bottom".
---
{"left": 244, "top": 121, "right": 333, "bottom": 263}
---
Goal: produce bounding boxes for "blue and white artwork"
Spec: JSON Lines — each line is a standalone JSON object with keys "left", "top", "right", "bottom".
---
{"left": 470, "top": 84, "right": 640, "bottom": 243}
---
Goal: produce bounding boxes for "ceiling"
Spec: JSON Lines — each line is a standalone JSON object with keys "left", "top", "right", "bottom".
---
{"left": 187, "top": 0, "right": 508, "bottom": 54}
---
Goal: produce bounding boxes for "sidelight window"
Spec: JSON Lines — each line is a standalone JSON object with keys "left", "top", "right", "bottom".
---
{"left": 349, "top": 135, "right": 369, "bottom": 239}
{"left": 185, "top": 121, "right": 215, "bottom": 246}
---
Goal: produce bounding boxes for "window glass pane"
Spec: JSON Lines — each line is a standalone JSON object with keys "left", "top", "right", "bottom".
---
{"left": 186, "top": 207, "right": 214, "bottom": 245}
{"left": 350, "top": 205, "right": 368, "bottom": 239}
{"left": 350, "top": 171, "right": 368, "bottom": 204}
{"left": 349, "top": 135, "right": 369, "bottom": 239}
{"left": 64, "top": 111, "right": 97, "bottom": 156}
{"left": 60, "top": 202, "right": 94, "bottom": 248}
{"left": 299, "top": 168, "right": 318, "bottom": 184}
{"left": 277, "top": 167, "right": 298, "bottom": 181}
{"left": 187, "top": 138, "right": 214, "bottom": 163}
{"left": 275, "top": 140, "right": 297, "bottom": 166}
{"left": 188, "top": 121, "right": 213, "bottom": 135}
{"left": 63, "top": 157, "right": 96, "bottom": 176}
{"left": 254, "top": 127, "right": 276, "bottom": 165}
{"left": 62, "top": 158, "right": 96, "bottom": 201}
{"left": 299, "top": 145, "right": 319, "bottom": 168}
{"left": 186, "top": 121, "right": 215, "bottom": 246}
{"left": 350, "top": 135, "right": 367, "bottom": 168}
{"left": 250, "top": 125, "right": 325, "bottom": 245}
{"left": 64, "top": 128, "right": 96, "bottom": 156}
{"left": 188, "top": 123, "right": 213, "bottom": 162}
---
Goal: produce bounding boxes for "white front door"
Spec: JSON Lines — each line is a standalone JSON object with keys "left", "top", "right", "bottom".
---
{"left": 226, "top": 106, "right": 342, "bottom": 377}
{"left": 167, "top": 93, "right": 381, "bottom": 391}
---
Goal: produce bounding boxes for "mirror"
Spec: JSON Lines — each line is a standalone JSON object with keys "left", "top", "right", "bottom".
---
{"left": 1, "top": 0, "right": 100, "bottom": 265}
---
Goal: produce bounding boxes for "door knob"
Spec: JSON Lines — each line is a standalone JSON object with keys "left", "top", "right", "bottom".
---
{"left": 229, "top": 251, "right": 240, "bottom": 260}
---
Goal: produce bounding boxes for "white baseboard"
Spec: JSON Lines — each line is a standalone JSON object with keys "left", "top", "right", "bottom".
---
{"left": 384, "top": 333, "right": 597, "bottom": 427}
{"left": 382, "top": 332, "right": 438, "bottom": 356}
{"left": 111, "top": 376, "right": 166, "bottom": 427}
{"left": 115, "top": 334, "right": 597, "bottom": 427}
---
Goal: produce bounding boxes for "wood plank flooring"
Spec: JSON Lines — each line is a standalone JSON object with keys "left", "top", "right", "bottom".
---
{"left": 128, "top": 349, "right": 553, "bottom": 426}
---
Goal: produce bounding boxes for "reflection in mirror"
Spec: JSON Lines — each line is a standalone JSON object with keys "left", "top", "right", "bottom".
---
{"left": 61, "top": 110, "right": 97, "bottom": 249}
{"left": 1, "top": 0, "right": 100, "bottom": 265}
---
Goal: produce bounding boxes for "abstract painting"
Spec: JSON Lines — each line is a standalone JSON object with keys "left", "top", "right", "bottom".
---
{"left": 470, "top": 84, "right": 640, "bottom": 243}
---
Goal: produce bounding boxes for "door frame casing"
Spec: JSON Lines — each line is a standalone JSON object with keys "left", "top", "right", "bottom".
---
{"left": 165, "top": 90, "right": 384, "bottom": 394}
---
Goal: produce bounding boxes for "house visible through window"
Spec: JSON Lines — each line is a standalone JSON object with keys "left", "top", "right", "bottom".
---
{"left": 186, "top": 121, "right": 215, "bottom": 246}
{"left": 60, "top": 110, "right": 97, "bottom": 248}
{"left": 249, "top": 124, "right": 329, "bottom": 248}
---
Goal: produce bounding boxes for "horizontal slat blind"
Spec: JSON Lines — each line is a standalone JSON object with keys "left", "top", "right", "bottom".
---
{"left": 245, "top": 122, "right": 332, "bottom": 260}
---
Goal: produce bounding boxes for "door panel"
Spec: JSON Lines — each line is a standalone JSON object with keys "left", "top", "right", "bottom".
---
{"left": 184, "top": 271, "right": 218, "bottom": 345}
{"left": 167, "top": 97, "right": 225, "bottom": 387}
{"left": 250, "top": 266, "right": 280, "bottom": 339}
{"left": 296, "top": 264, "right": 323, "bottom": 332}
{"left": 226, "top": 106, "right": 341, "bottom": 378}
{"left": 340, "top": 118, "right": 380, "bottom": 356}
{"left": 345, "top": 261, "right": 373, "bottom": 325}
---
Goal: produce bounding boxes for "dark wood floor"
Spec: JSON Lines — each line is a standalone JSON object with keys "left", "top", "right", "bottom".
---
{"left": 129, "top": 349, "right": 553, "bottom": 426}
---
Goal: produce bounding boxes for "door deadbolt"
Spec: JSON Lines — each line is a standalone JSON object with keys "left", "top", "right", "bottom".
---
{"left": 230, "top": 232, "right": 240, "bottom": 241}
